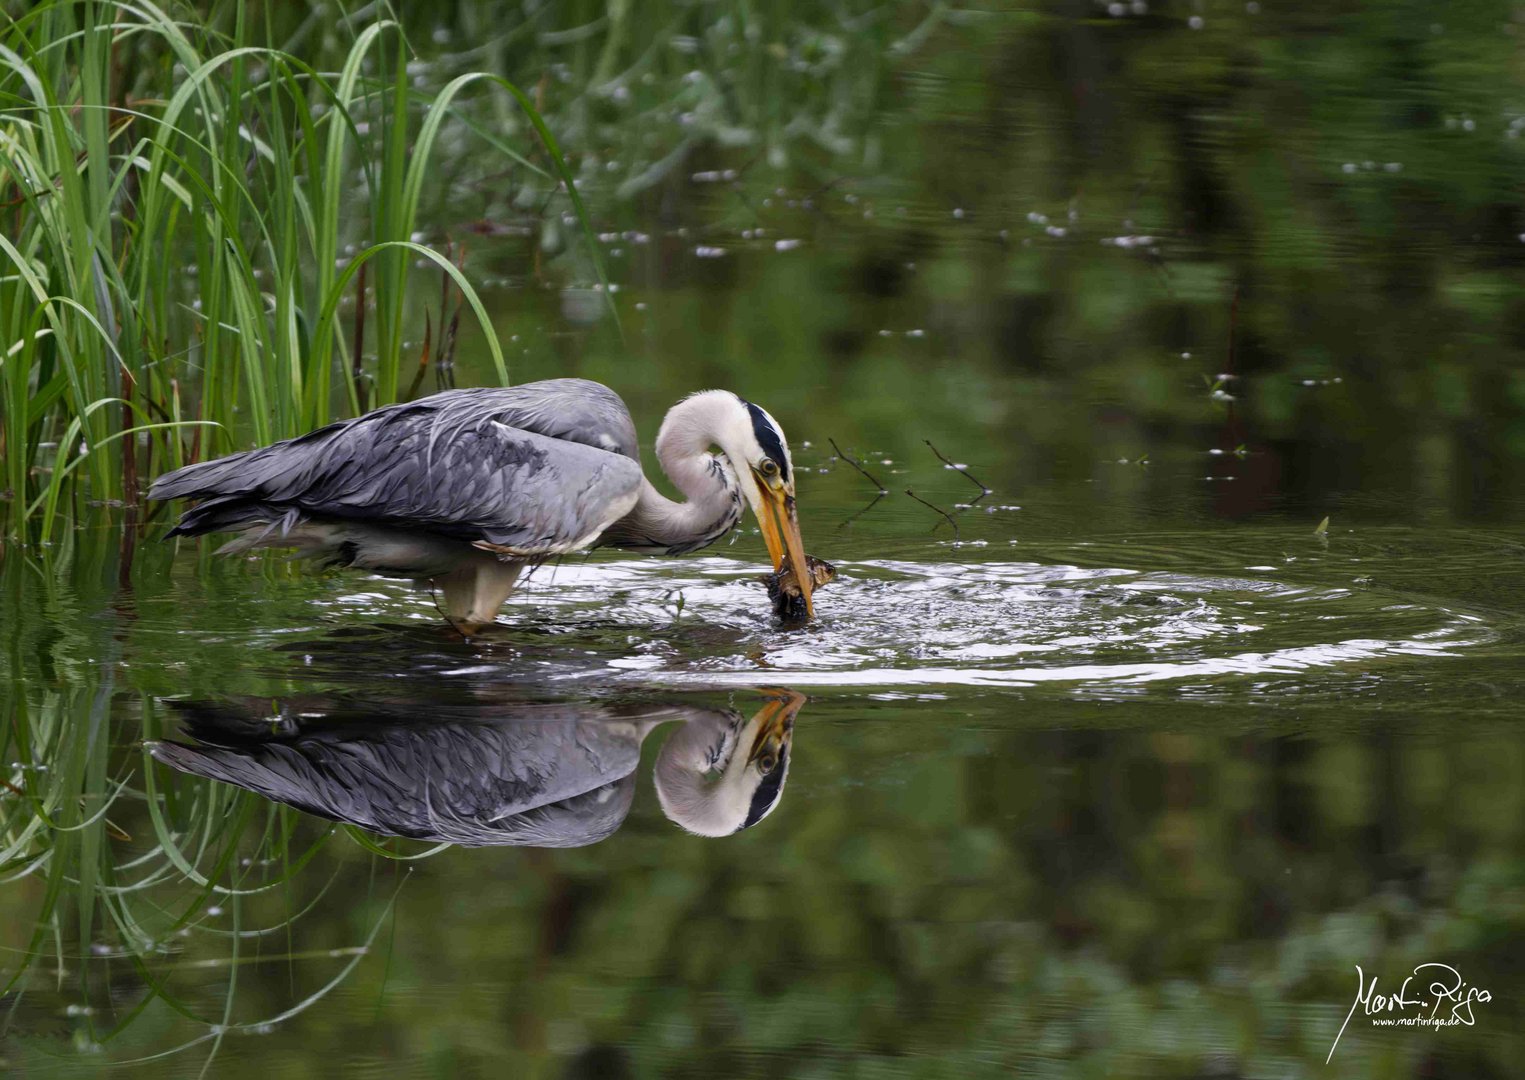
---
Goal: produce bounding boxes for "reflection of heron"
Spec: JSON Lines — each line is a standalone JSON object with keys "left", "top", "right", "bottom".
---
{"left": 148, "top": 379, "right": 812, "bottom": 632}
{"left": 148, "top": 692, "right": 803, "bottom": 847}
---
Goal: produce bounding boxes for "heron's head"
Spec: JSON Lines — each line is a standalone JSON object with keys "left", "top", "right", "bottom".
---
{"left": 680, "top": 391, "right": 811, "bottom": 616}
{"left": 653, "top": 693, "right": 802, "bottom": 837}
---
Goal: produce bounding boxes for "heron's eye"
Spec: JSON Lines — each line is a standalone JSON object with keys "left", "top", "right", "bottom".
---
{"left": 757, "top": 752, "right": 778, "bottom": 774}
{"left": 759, "top": 459, "right": 779, "bottom": 478}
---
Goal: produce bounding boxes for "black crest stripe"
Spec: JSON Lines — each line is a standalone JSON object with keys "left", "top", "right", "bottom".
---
{"left": 740, "top": 399, "right": 789, "bottom": 482}
{"left": 740, "top": 743, "right": 789, "bottom": 831}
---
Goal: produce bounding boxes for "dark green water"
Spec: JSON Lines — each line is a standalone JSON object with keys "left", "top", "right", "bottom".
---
{"left": 7, "top": 3, "right": 1525, "bottom": 1077}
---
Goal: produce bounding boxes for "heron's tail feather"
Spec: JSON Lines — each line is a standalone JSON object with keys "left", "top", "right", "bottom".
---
{"left": 148, "top": 740, "right": 355, "bottom": 827}
{"left": 148, "top": 450, "right": 260, "bottom": 502}
{"left": 161, "top": 495, "right": 299, "bottom": 542}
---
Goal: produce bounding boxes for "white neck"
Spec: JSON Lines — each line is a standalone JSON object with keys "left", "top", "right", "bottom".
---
{"left": 602, "top": 391, "right": 748, "bottom": 554}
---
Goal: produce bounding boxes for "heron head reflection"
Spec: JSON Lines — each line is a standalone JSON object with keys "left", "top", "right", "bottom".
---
{"left": 653, "top": 691, "right": 800, "bottom": 837}
{"left": 149, "top": 690, "right": 806, "bottom": 848}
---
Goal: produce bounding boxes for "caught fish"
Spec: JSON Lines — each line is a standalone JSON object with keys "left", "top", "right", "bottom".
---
{"left": 762, "top": 553, "right": 835, "bottom": 622}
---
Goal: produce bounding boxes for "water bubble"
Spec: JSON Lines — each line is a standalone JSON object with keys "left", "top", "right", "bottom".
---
{"left": 1384, "top": 162, "right": 1403, "bottom": 171}
{"left": 952, "top": 207, "right": 965, "bottom": 219}
{"left": 1341, "top": 162, "right": 1357, "bottom": 173}
{"left": 694, "top": 246, "right": 726, "bottom": 258}
{"left": 1463, "top": 117, "right": 1476, "bottom": 132}
{"left": 1245, "top": 0, "right": 1259, "bottom": 11}
{"left": 905, "top": 329, "right": 925, "bottom": 338}
{"left": 1188, "top": 15, "right": 1204, "bottom": 29}
{"left": 774, "top": 238, "right": 802, "bottom": 252}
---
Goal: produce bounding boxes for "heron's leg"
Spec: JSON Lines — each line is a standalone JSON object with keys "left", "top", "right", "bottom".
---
{"left": 436, "top": 559, "right": 524, "bottom": 635}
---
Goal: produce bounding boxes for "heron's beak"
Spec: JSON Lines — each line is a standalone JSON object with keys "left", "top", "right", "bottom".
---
{"left": 755, "top": 484, "right": 813, "bottom": 618}
{"left": 745, "top": 690, "right": 805, "bottom": 766}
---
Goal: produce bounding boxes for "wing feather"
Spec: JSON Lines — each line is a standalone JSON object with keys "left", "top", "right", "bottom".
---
{"left": 150, "top": 382, "right": 644, "bottom": 554}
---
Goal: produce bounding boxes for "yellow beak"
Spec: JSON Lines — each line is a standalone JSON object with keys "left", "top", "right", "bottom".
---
{"left": 756, "top": 484, "right": 813, "bottom": 619}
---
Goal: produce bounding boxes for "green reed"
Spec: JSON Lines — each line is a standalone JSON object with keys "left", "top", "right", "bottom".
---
{"left": 0, "top": 0, "right": 601, "bottom": 546}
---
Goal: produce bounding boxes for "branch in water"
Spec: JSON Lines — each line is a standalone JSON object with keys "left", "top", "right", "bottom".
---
{"left": 924, "top": 439, "right": 991, "bottom": 495}
{"left": 828, "top": 437, "right": 888, "bottom": 494}
{"left": 837, "top": 491, "right": 886, "bottom": 531}
{"left": 906, "top": 488, "right": 959, "bottom": 540}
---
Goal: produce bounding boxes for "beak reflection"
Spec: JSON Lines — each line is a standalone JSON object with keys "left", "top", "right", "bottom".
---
{"left": 745, "top": 689, "right": 805, "bottom": 772}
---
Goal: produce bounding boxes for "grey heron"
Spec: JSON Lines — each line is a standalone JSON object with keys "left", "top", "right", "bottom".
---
{"left": 148, "top": 691, "right": 804, "bottom": 846}
{"left": 148, "top": 379, "right": 813, "bottom": 632}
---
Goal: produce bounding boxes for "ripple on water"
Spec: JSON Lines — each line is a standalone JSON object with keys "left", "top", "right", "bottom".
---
{"left": 305, "top": 556, "right": 1496, "bottom": 693}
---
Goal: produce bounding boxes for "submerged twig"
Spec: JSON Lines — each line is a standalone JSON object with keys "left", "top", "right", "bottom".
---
{"left": 906, "top": 488, "right": 959, "bottom": 540}
{"left": 837, "top": 492, "right": 886, "bottom": 531}
{"left": 828, "top": 437, "right": 888, "bottom": 494}
{"left": 924, "top": 439, "right": 990, "bottom": 495}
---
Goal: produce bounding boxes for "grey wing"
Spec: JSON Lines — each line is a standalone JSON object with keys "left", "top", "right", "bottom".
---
{"left": 149, "top": 702, "right": 665, "bottom": 847}
{"left": 148, "top": 731, "right": 638, "bottom": 847}
{"left": 448, "top": 379, "right": 640, "bottom": 460}
{"left": 151, "top": 391, "right": 643, "bottom": 554}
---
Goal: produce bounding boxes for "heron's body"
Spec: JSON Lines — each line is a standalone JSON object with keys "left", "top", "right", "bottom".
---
{"left": 149, "top": 378, "right": 810, "bottom": 630}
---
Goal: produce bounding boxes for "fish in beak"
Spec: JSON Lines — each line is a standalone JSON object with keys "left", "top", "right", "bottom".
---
{"left": 753, "top": 480, "right": 813, "bottom": 619}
